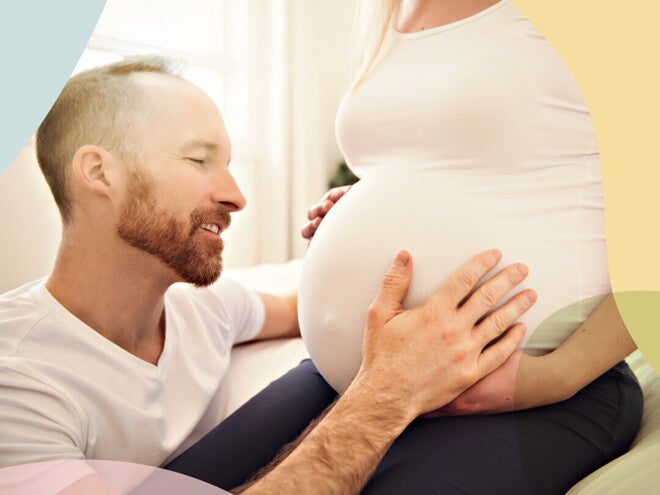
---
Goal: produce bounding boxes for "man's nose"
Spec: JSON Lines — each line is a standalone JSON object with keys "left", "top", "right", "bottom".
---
{"left": 211, "top": 168, "right": 247, "bottom": 212}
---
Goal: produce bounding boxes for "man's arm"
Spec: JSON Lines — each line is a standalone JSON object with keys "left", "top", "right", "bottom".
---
{"left": 236, "top": 249, "right": 536, "bottom": 494}
{"left": 252, "top": 293, "right": 299, "bottom": 341}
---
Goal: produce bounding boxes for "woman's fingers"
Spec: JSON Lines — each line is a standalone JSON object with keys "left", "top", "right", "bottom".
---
{"left": 301, "top": 217, "right": 322, "bottom": 240}
{"left": 308, "top": 185, "right": 351, "bottom": 220}
{"left": 303, "top": 186, "right": 352, "bottom": 239}
{"left": 323, "top": 184, "right": 351, "bottom": 203}
{"left": 306, "top": 200, "right": 334, "bottom": 221}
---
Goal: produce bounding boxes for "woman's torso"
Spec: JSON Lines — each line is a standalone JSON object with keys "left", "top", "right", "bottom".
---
{"left": 299, "top": 0, "right": 609, "bottom": 392}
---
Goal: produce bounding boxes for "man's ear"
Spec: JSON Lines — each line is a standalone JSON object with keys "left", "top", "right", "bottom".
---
{"left": 71, "top": 144, "right": 117, "bottom": 199}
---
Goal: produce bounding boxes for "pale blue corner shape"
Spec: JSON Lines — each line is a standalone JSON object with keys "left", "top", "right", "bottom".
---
{"left": 0, "top": 0, "right": 107, "bottom": 174}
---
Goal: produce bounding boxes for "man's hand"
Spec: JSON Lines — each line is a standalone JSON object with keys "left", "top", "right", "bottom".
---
{"left": 301, "top": 185, "right": 351, "bottom": 241}
{"left": 425, "top": 293, "right": 641, "bottom": 417}
{"left": 355, "top": 249, "right": 536, "bottom": 419}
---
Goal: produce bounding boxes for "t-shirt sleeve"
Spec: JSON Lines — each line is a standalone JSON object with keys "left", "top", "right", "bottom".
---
{"left": 0, "top": 362, "right": 85, "bottom": 468}
{"left": 205, "top": 278, "right": 266, "bottom": 345}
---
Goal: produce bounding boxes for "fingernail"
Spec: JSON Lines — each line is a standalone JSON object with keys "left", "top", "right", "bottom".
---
{"left": 526, "top": 289, "right": 537, "bottom": 302}
{"left": 490, "top": 249, "right": 502, "bottom": 262}
{"left": 517, "top": 263, "right": 529, "bottom": 277}
{"left": 394, "top": 250, "right": 410, "bottom": 266}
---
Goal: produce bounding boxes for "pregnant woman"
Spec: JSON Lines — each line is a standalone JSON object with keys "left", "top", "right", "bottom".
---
{"left": 299, "top": 0, "right": 643, "bottom": 492}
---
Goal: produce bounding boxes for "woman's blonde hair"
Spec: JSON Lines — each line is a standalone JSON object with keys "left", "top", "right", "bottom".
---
{"left": 353, "top": 0, "right": 400, "bottom": 87}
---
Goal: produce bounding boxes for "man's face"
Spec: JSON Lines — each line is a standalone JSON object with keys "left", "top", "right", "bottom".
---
{"left": 114, "top": 73, "right": 245, "bottom": 286}
{"left": 116, "top": 167, "right": 231, "bottom": 287}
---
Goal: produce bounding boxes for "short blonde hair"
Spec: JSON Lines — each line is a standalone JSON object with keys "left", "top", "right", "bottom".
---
{"left": 36, "top": 55, "right": 180, "bottom": 223}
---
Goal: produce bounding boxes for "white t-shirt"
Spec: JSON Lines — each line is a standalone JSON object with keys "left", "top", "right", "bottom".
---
{"left": 0, "top": 277, "right": 264, "bottom": 468}
{"left": 299, "top": 0, "right": 609, "bottom": 392}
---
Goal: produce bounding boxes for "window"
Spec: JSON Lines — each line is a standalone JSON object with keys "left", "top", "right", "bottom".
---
{"left": 73, "top": 0, "right": 236, "bottom": 137}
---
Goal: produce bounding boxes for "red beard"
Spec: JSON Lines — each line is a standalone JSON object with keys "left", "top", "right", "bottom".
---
{"left": 116, "top": 169, "right": 231, "bottom": 287}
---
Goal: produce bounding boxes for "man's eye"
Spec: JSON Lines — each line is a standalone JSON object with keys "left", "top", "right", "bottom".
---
{"left": 187, "top": 158, "right": 206, "bottom": 165}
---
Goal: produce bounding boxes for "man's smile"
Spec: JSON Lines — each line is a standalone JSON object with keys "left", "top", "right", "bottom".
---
{"left": 200, "top": 222, "right": 223, "bottom": 237}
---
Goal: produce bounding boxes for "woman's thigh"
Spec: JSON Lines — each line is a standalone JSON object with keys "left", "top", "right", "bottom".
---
{"left": 363, "top": 362, "right": 643, "bottom": 495}
{"left": 165, "top": 360, "right": 642, "bottom": 494}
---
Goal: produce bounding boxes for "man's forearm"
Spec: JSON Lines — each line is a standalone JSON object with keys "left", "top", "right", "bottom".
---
{"left": 254, "top": 292, "right": 300, "bottom": 340}
{"left": 236, "top": 375, "right": 413, "bottom": 495}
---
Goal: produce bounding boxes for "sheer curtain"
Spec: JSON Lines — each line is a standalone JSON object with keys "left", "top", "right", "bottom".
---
{"left": 237, "top": 0, "right": 354, "bottom": 263}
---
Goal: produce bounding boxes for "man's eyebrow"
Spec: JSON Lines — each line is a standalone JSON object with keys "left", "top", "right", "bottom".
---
{"left": 179, "top": 140, "right": 219, "bottom": 153}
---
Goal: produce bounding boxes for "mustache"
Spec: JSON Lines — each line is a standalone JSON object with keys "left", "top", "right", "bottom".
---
{"left": 190, "top": 207, "right": 232, "bottom": 231}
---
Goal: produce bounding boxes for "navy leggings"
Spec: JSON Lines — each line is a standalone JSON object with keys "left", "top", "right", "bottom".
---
{"left": 165, "top": 359, "right": 643, "bottom": 494}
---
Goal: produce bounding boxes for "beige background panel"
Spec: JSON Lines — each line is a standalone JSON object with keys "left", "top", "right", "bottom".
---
{"left": 513, "top": 0, "right": 660, "bottom": 371}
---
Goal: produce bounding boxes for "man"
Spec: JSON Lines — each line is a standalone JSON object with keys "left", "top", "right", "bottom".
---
{"left": 0, "top": 57, "right": 535, "bottom": 493}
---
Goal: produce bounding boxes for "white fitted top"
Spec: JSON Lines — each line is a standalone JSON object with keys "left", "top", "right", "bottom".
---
{"left": 299, "top": 0, "right": 610, "bottom": 392}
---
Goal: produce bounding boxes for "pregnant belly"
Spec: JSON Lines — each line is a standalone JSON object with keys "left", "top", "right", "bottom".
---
{"left": 298, "top": 172, "right": 609, "bottom": 393}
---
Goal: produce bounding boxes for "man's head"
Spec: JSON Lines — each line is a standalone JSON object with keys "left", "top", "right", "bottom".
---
{"left": 36, "top": 56, "right": 246, "bottom": 286}
{"left": 36, "top": 56, "right": 173, "bottom": 223}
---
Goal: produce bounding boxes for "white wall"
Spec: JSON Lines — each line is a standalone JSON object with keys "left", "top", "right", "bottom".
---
{"left": 0, "top": 1, "right": 355, "bottom": 293}
{"left": 0, "top": 141, "right": 62, "bottom": 292}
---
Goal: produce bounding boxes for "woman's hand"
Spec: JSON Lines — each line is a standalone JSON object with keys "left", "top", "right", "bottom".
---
{"left": 423, "top": 350, "right": 527, "bottom": 417}
{"left": 423, "top": 351, "right": 569, "bottom": 417}
{"left": 301, "top": 185, "right": 352, "bottom": 241}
